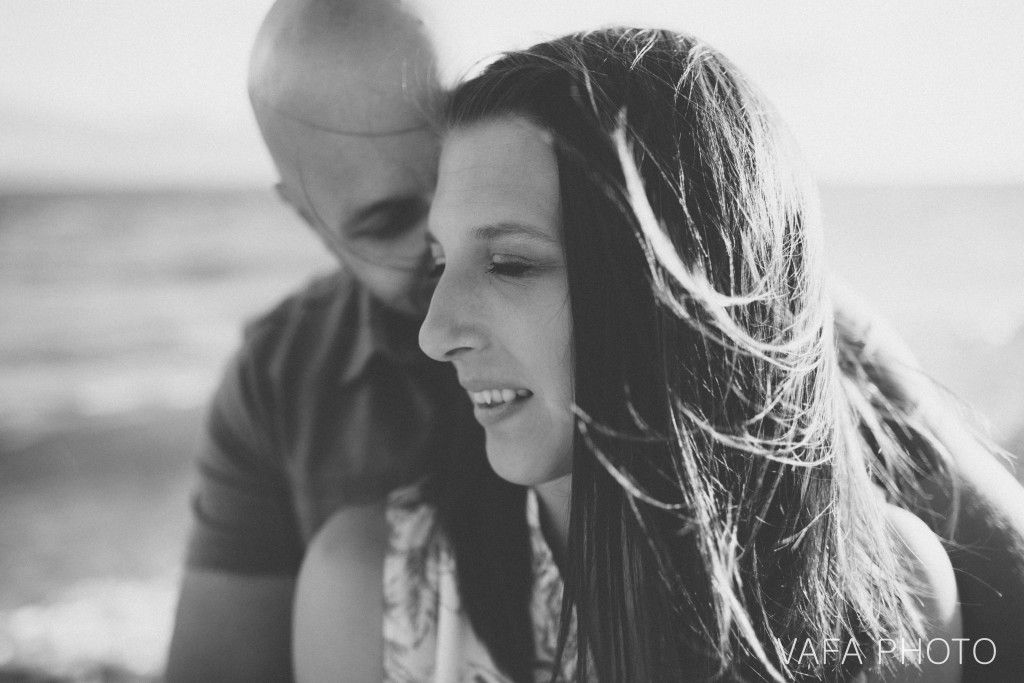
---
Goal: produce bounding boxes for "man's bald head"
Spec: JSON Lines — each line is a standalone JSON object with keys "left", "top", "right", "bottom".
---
{"left": 249, "top": 0, "right": 439, "bottom": 134}
{"left": 247, "top": 0, "right": 442, "bottom": 317}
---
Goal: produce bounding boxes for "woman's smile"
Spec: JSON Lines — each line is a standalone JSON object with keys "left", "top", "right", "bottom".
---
{"left": 469, "top": 390, "right": 532, "bottom": 425}
{"left": 461, "top": 379, "right": 534, "bottom": 424}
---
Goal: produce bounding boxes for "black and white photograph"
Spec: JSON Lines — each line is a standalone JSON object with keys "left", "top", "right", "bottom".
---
{"left": 1, "top": 1, "right": 1022, "bottom": 681}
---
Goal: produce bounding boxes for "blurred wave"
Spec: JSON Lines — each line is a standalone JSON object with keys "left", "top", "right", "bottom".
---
{"left": 0, "top": 190, "right": 332, "bottom": 434}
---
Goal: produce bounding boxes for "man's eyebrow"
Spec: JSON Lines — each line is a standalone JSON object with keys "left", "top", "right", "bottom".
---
{"left": 473, "top": 222, "right": 558, "bottom": 245}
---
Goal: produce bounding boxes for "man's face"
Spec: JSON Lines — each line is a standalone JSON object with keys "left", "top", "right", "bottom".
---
{"left": 260, "top": 106, "right": 439, "bottom": 317}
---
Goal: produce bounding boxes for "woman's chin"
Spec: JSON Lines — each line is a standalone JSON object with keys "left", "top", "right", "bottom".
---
{"left": 485, "top": 443, "right": 570, "bottom": 488}
{"left": 485, "top": 448, "right": 531, "bottom": 486}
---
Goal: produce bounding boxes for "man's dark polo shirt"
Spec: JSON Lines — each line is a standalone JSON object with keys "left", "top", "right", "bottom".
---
{"left": 185, "top": 269, "right": 465, "bottom": 574}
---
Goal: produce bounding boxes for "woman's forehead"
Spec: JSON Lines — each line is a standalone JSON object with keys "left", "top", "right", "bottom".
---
{"left": 431, "top": 118, "right": 561, "bottom": 244}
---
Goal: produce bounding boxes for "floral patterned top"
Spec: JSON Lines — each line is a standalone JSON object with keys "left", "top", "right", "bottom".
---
{"left": 383, "top": 483, "right": 577, "bottom": 682}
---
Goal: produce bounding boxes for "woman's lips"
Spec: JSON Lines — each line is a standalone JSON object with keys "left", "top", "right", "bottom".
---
{"left": 467, "top": 388, "right": 532, "bottom": 407}
{"left": 464, "top": 387, "right": 534, "bottom": 426}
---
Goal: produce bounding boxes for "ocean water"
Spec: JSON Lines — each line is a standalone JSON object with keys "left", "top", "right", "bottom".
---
{"left": 0, "top": 190, "right": 334, "bottom": 433}
{"left": 821, "top": 185, "right": 1024, "bottom": 441}
{"left": 0, "top": 186, "right": 1021, "bottom": 679}
{"left": 0, "top": 190, "right": 333, "bottom": 681}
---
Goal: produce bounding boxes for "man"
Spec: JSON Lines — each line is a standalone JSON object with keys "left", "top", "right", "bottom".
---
{"left": 165, "top": 0, "right": 465, "bottom": 680}
{"left": 167, "top": 0, "right": 1024, "bottom": 679}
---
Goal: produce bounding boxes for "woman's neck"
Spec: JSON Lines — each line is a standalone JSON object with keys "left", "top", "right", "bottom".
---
{"left": 532, "top": 474, "right": 572, "bottom": 569}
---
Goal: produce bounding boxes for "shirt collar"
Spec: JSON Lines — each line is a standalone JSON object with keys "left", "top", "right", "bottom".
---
{"left": 337, "top": 283, "right": 429, "bottom": 385}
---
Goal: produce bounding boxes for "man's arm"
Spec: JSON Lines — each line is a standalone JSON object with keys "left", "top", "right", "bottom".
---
{"left": 166, "top": 571, "right": 296, "bottom": 683}
{"left": 915, "top": 411, "right": 1024, "bottom": 683}
{"left": 165, "top": 341, "right": 304, "bottom": 682}
{"left": 863, "top": 506, "right": 963, "bottom": 683}
{"left": 834, "top": 286, "right": 1024, "bottom": 681}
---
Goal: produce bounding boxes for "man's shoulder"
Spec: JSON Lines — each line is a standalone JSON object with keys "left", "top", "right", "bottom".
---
{"left": 213, "top": 269, "right": 375, "bottom": 407}
{"left": 206, "top": 269, "right": 366, "bottom": 461}
{"left": 244, "top": 269, "right": 357, "bottom": 341}
{"left": 236, "top": 269, "right": 363, "bottom": 367}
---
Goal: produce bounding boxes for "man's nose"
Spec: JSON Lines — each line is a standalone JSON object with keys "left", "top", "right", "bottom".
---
{"left": 418, "top": 267, "right": 485, "bottom": 362}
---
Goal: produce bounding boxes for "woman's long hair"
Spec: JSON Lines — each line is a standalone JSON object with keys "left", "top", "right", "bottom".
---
{"left": 435, "top": 28, "right": 939, "bottom": 682}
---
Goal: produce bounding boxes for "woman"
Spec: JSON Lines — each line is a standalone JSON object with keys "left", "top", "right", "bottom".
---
{"left": 294, "top": 28, "right": 961, "bottom": 682}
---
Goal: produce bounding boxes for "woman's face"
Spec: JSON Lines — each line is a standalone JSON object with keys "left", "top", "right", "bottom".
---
{"left": 419, "top": 116, "right": 574, "bottom": 487}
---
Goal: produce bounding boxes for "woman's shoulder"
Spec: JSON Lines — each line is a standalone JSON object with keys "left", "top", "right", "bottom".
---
{"left": 293, "top": 500, "right": 390, "bottom": 683}
{"left": 861, "top": 504, "right": 962, "bottom": 683}
{"left": 293, "top": 483, "right": 447, "bottom": 682}
{"left": 304, "top": 481, "right": 444, "bottom": 580}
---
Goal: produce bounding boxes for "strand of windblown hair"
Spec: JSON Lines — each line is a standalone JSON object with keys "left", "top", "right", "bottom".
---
{"left": 596, "top": 108, "right": 869, "bottom": 680}
{"left": 615, "top": 123, "right": 825, "bottom": 375}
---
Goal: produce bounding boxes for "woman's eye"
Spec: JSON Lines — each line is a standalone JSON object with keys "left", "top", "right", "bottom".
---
{"left": 486, "top": 257, "right": 532, "bottom": 277}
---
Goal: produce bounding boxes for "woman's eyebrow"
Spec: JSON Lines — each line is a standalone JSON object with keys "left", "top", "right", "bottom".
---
{"left": 473, "top": 222, "right": 558, "bottom": 245}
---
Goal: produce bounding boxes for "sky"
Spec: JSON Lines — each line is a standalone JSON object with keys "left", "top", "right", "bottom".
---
{"left": 0, "top": 0, "right": 1021, "bottom": 190}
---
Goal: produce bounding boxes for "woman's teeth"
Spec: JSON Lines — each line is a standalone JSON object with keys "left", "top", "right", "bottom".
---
{"left": 469, "top": 389, "right": 531, "bottom": 407}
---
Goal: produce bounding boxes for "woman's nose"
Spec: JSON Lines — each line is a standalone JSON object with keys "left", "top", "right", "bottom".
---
{"left": 418, "top": 267, "right": 485, "bottom": 362}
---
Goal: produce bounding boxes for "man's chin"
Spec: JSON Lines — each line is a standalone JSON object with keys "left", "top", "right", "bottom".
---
{"left": 386, "top": 294, "right": 430, "bottom": 320}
